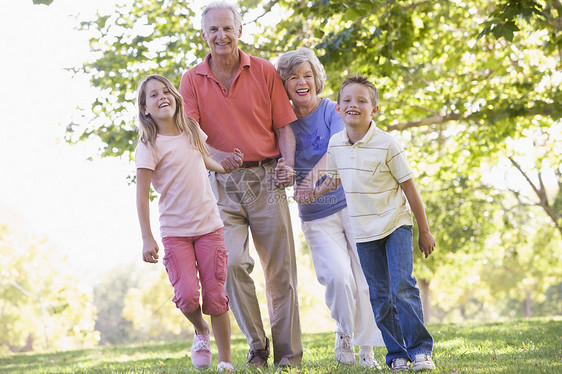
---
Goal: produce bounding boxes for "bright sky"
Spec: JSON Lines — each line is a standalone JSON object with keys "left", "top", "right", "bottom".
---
{"left": 0, "top": 0, "right": 301, "bottom": 286}
{"left": 0, "top": 0, "right": 142, "bottom": 284}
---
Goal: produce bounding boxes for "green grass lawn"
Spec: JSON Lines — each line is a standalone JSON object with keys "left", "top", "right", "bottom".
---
{"left": 1, "top": 318, "right": 560, "bottom": 373}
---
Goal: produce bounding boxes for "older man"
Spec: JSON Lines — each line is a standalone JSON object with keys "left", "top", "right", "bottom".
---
{"left": 179, "top": 1, "right": 302, "bottom": 368}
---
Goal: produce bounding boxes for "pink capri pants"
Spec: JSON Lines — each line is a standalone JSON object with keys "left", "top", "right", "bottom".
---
{"left": 162, "top": 228, "right": 229, "bottom": 316}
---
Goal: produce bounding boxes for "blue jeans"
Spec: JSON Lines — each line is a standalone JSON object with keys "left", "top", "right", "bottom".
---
{"left": 356, "top": 225, "right": 433, "bottom": 366}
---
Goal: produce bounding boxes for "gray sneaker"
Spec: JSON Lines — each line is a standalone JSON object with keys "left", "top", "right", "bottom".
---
{"left": 359, "top": 350, "right": 381, "bottom": 369}
{"left": 390, "top": 357, "right": 411, "bottom": 372}
{"left": 412, "top": 354, "right": 435, "bottom": 372}
{"left": 334, "top": 331, "right": 355, "bottom": 365}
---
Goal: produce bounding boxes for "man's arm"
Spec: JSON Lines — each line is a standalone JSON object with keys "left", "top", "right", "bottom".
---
{"left": 274, "top": 125, "right": 296, "bottom": 187}
{"left": 274, "top": 125, "right": 296, "bottom": 167}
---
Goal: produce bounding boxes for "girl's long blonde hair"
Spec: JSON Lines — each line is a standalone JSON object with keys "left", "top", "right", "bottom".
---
{"left": 136, "top": 74, "right": 209, "bottom": 156}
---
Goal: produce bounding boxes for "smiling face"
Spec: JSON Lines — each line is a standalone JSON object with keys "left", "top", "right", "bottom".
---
{"left": 336, "top": 83, "right": 379, "bottom": 130}
{"left": 202, "top": 8, "right": 242, "bottom": 59}
{"left": 143, "top": 79, "right": 176, "bottom": 123}
{"left": 285, "top": 61, "right": 318, "bottom": 109}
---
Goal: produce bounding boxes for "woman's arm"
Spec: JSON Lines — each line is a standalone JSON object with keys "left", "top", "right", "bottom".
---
{"left": 136, "top": 168, "right": 159, "bottom": 263}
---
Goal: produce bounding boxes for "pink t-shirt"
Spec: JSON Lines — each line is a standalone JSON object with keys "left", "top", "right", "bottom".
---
{"left": 179, "top": 49, "right": 297, "bottom": 161}
{"left": 135, "top": 130, "right": 223, "bottom": 237}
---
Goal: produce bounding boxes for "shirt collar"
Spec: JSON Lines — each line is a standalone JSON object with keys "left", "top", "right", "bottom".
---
{"left": 342, "top": 120, "right": 378, "bottom": 145}
{"left": 195, "top": 49, "right": 251, "bottom": 76}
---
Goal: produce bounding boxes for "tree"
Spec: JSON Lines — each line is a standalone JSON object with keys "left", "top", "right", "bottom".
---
{"left": 121, "top": 266, "right": 192, "bottom": 341}
{"left": 68, "top": 0, "right": 560, "bottom": 222}
{"left": 69, "top": 0, "right": 561, "bottom": 320}
{"left": 93, "top": 263, "right": 142, "bottom": 345}
{"left": 482, "top": 204, "right": 562, "bottom": 318}
{"left": 0, "top": 222, "right": 98, "bottom": 353}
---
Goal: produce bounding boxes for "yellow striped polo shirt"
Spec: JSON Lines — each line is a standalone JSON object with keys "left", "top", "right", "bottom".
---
{"left": 326, "top": 121, "right": 414, "bottom": 242}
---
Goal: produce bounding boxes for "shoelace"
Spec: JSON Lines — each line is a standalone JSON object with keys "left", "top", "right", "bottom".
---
{"left": 191, "top": 340, "right": 209, "bottom": 352}
{"left": 392, "top": 358, "right": 410, "bottom": 368}
{"left": 337, "top": 332, "right": 352, "bottom": 350}
{"left": 248, "top": 348, "right": 269, "bottom": 361}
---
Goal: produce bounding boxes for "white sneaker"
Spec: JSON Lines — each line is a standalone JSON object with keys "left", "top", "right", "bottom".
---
{"left": 359, "top": 349, "right": 381, "bottom": 369}
{"left": 412, "top": 354, "right": 435, "bottom": 372}
{"left": 390, "top": 357, "right": 411, "bottom": 372}
{"left": 217, "top": 361, "right": 234, "bottom": 373}
{"left": 334, "top": 331, "right": 355, "bottom": 365}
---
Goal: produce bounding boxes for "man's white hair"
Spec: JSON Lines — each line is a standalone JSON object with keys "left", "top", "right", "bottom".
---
{"left": 201, "top": 1, "right": 242, "bottom": 31}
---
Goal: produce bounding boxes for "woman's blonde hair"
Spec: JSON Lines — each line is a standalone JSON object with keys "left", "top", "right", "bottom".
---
{"left": 136, "top": 74, "right": 209, "bottom": 156}
{"left": 276, "top": 47, "right": 327, "bottom": 95}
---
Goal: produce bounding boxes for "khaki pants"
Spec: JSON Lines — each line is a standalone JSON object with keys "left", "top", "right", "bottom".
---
{"left": 209, "top": 161, "right": 303, "bottom": 366}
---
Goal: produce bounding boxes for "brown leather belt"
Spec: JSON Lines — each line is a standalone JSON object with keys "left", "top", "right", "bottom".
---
{"left": 240, "top": 158, "right": 275, "bottom": 168}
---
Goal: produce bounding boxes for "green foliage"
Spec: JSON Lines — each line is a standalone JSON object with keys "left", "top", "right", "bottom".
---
{"left": 477, "top": 0, "right": 550, "bottom": 42}
{"left": 32, "top": 0, "right": 53, "bottom": 5}
{"left": 481, "top": 197, "right": 562, "bottom": 317}
{"left": 1, "top": 318, "right": 561, "bottom": 373}
{"left": 70, "top": 0, "right": 561, "bottom": 183}
{"left": 121, "top": 266, "right": 192, "bottom": 341}
{"left": 0, "top": 224, "right": 98, "bottom": 354}
{"left": 93, "top": 264, "right": 142, "bottom": 345}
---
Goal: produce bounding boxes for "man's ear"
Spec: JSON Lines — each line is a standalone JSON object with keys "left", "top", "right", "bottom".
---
{"left": 371, "top": 105, "right": 379, "bottom": 115}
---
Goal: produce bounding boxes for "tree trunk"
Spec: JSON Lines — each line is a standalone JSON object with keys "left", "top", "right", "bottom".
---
{"left": 524, "top": 291, "right": 532, "bottom": 318}
{"left": 419, "top": 278, "right": 432, "bottom": 323}
{"left": 459, "top": 303, "right": 467, "bottom": 321}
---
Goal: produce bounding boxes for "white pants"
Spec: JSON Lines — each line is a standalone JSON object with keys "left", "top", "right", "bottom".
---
{"left": 301, "top": 207, "right": 384, "bottom": 347}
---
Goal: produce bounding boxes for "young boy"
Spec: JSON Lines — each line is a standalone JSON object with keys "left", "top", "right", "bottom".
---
{"left": 296, "top": 75, "right": 436, "bottom": 372}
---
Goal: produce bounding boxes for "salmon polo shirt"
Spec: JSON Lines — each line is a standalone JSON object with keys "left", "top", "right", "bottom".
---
{"left": 179, "top": 49, "right": 297, "bottom": 161}
{"left": 326, "top": 121, "right": 414, "bottom": 243}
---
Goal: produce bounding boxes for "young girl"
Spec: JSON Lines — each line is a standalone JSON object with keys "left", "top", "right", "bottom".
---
{"left": 135, "top": 74, "right": 241, "bottom": 372}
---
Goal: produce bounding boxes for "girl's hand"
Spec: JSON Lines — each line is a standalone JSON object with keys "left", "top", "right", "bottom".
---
{"left": 221, "top": 149, "right": 244, "bottom": 173}
{"left": 142, "top": 238, "right": 159, "bottom": 263}
{"left": 233, "top": 148, "right": 244, "bottom": 161}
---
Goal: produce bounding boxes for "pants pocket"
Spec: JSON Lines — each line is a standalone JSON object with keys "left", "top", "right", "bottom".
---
{"left": 163, "top": 253, "right": 180, "bottom": 286}
{"left": 214, "top": 246, "right": 227, "bottom": 283}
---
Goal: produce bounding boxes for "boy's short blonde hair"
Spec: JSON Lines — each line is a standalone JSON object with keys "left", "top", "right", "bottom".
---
{"left": 337, "top": 74, "right": 379, "bottom": 106}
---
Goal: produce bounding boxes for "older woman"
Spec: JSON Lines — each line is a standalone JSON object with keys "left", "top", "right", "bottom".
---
{"left": 276, "top": 48, "right": 384, "bottom": 368}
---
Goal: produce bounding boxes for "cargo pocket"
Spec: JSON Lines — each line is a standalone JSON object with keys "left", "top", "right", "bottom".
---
{"left": 163, "top": 253, "right": 180, "bottom": 286}
{"left": 214, "top": 245, "right": 228, "bottom": 283}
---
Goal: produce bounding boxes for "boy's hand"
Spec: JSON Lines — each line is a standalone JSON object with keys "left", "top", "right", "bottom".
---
{"left": 418, "top": 231, "right": 435, "bottom": 258}
{"left": 294, "top": 185, "right": 315, "bottom": 204}
{"left": 142, "top": 238, "right": 159, "bottom": 263}
{"left": 275, "top": 157, "right": 296, "bottom": 188}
